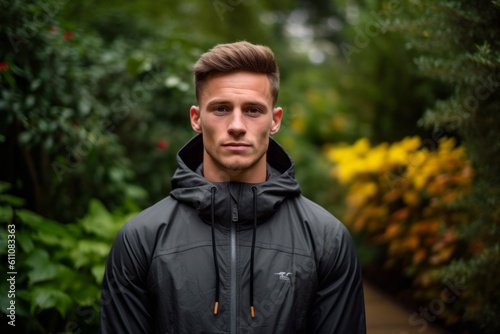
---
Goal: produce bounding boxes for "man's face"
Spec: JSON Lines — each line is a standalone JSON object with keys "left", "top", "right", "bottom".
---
{"left": 190, "top": 70, "right": 282, "bottom": 183}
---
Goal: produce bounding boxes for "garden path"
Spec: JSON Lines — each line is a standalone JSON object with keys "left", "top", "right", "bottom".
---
{"left": 364, "top": 281, "right": 449, "bottom": 334}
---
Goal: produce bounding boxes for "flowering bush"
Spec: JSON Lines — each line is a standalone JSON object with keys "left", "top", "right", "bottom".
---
{"left": 325, "top": 136, "right": 473, "bottom": 286}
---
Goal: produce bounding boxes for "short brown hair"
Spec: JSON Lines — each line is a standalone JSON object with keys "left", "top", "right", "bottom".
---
{"left": 193, "top": 41, "right": 280, "bottom": 105}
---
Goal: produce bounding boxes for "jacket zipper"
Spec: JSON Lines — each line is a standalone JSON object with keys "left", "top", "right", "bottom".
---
{"left": 230, "top": 201, "right": 238, "bottom": 333}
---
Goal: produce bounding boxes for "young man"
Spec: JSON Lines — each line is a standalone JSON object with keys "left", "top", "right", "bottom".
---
{"left": 100, "top": 41, "right": 366, "bottom": 333}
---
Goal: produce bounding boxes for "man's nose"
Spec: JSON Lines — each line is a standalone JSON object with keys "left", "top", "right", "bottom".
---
{"left": 228, "top": 110, "right": 246, "bottom": 135}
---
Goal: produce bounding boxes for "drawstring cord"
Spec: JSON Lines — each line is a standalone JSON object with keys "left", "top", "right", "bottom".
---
{"left": 210, "top": 187, "right": 220, "bottom": 315}
{"left": 250, "top": 186, "right": 257, "bottom": 318}
{"left": 210, "top": 186, "right": 258, "bottom": 319}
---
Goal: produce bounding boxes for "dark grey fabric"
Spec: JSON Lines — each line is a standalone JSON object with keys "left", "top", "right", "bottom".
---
{"left": 100, "top": 134, "right": 366, "bottom": 334}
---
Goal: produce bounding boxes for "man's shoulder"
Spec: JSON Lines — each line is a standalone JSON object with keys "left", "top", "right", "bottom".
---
{"left": 286, "top": 195, "right": 357, "bottom": 258}
{"left": 280, "top": 195, "right": 346, "bottom": 235}
{"left": 291, "top": 195, "right": 341, "bottom": 223}
{"left": 120, "top": 196, "right": 178, "bottom": 235}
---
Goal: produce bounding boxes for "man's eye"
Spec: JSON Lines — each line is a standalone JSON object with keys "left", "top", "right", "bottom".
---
{"left": 247, "top": 108, "right": 260, "bottom": 114}
{"left": 214, "top": 106, "right": 228, "bottom": 112}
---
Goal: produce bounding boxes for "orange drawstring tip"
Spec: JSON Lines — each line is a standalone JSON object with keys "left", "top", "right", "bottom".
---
{"left": 214, "top": 301, "right": 219, "bottom": 315}
{"left": 250, "top": 306, "right": 255, "bottom": 318}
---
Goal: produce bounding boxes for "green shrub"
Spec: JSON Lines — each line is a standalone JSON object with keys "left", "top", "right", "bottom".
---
{"left": 0, "top": 0, "right": 196, "bottom": 223}
{"left": 392, "top": 1, "right": 500, "bottom": 332}
{"left": 0, "top": 182, "right": 138, "bottom": 333}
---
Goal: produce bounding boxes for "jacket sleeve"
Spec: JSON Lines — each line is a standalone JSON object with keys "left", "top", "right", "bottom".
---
{"left": 307, "top": 222, "right": 366, "bottom": 334}
{"left": 99, "top": 223, "right": 154, "bottom": 333}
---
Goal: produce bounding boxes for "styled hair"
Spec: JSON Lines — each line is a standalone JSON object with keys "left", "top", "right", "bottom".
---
{"left": 193, "top": 41, "right": 280, "bottom": 105}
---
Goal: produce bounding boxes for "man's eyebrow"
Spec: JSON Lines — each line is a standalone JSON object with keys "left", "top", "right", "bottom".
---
{"left": 207, "top": 99, "right": 232, "bottom": 105}
{"left": 205, "top": 99, "right": 269, "bottom": 108}
{"left": 243, "top": 100, "right": 268, "bottom": 107}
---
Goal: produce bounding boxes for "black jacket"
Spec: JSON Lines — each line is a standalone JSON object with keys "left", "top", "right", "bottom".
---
{"left": 100, "top": 135, "right": 366, "bottom": 333}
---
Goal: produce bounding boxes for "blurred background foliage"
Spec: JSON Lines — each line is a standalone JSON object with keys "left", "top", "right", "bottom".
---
{"left": 1, "top": 0, "right": 499, "bottom": 333}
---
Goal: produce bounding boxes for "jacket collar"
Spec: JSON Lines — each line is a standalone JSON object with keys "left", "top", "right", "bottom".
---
{"left": 170, "top": 134, "right": 301, "bottom": 226}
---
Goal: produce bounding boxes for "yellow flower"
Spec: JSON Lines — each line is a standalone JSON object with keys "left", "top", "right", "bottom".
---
{"left": 326, "top": 144, "right": 352, "bottom": 163}
{"left": 352, "top": 137, "right": 371, "bottom": 155}
{"left": 326, "top": 143, "right": 368, "bottom": 183}
{"left": 350, "top": 181, "right": 378, "bottom": 199}
{"left": 388, "top": 136, "right": 421, "bottom": 166}
{"left": 364, "top": 143, "right": 388, "bottom": 173}
{"left": 438, "top": 137, "right": 456, "bottom": 154}
{"left": 411, "top": 155, "right": 440, "bottom": 190}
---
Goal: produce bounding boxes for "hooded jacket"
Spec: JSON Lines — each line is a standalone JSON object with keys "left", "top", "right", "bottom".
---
{"left": 100, "top": 135, "right": 366, "bottom": 334}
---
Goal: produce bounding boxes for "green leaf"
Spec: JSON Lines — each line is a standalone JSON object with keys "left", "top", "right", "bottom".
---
{"left": 25, "top": 250, "right": 62, "bottom": 284}
{"left": 79, "top": 199, "right": 121, "bottom": 239}
{"left": 31, "top": 287, "right": 73, "bottom": 316}
{"left": 71, "top": 283, "right": 100, "bottom": 306}
{"left": 0, "top": 182, "right": 11, "bottom": 193}
{"left": 78, "top": 97, "right": 92, "bottom": 115}
{"left": 0, "top": 194, "right": 26, "bottom": 206}
{"left": 17, "top": 210, "right": 78, "bottom": 248}
{"left": 126, "top": 56, "right": 145, "bottom": 76}
{"left": 16, "top": 230, "right": 34, "bottom": 253}
{"left": 30, "top": 78, "right": 42, "bottom": 91}
{"left": 43, "top": 136, "right": 54, "bottom": 150}
{"left": 125, "top": 184, "right": 147, "bottom": 202}
{"left": 18, "top": 131, "right": 31, "bottom": 145}
{"left": 35, "top": 230, "right": 76, "bottom": 249}
{"left": 26, "top": 95, "right": 35, "bottom": 108}
{"left": 0, "top": 206, "right": 14, "bottom": 222}
{"left": 109, "top": 167, "right": 125, "bottom": 182}
{"left": 70, "top": 239, "right": 111, "bottom": 268}
{"left": 91, "top": 264, "right": 106, "bottom": 284}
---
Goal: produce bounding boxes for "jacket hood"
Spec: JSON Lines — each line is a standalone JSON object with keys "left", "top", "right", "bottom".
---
{"left": 170, "top": 134, "right": 301, "bottom": 226}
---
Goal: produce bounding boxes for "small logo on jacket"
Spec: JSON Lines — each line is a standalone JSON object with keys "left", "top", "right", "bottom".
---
{"left": 274, "top": 272, "right": 293, "bottom": 281}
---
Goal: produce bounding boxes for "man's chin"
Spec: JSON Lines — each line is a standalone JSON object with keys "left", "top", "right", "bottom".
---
{"left": 222, "top": 164, "right": 248, "bottom": 175}
{"left": 220, "top": 160, "right": 254, "bottom": 176}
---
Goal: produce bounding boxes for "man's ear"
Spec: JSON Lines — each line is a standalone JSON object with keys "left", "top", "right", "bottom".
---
{"left": 190, "top": 106, "right": 202, "bottom": 133}
{"left": 270, "top": 107, "right": 283, "bottom": 135}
